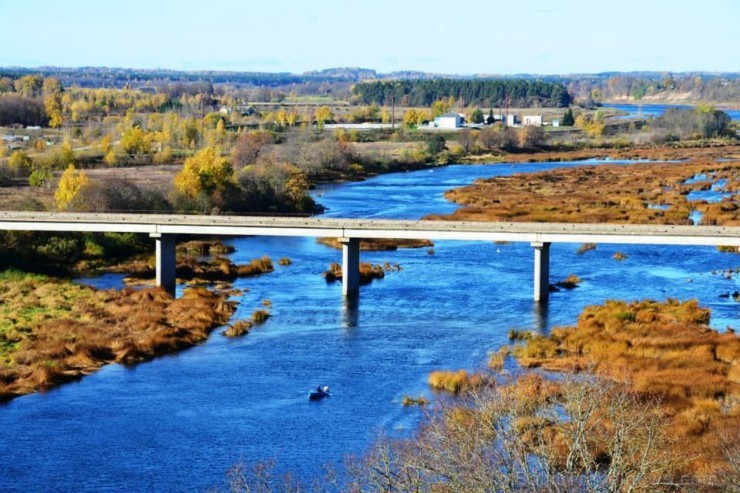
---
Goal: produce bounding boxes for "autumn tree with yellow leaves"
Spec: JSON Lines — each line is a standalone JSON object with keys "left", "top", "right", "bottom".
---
{"left": 174, "top": 147, "right": 235, "bottom": 212}
{"left": 55, "top": 164, "right": 89, "bottom": 210}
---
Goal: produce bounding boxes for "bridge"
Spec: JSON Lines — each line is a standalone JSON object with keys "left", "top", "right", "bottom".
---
{"left": 1, "top": 211, "right": 738, "bottom": 302}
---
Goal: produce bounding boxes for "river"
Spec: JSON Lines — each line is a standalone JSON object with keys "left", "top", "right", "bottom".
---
{"left": 603, "top": 102, "right": 740, "bottom": 120}
{"left": 0, "top": 160, "right": 738, "bottom": 492}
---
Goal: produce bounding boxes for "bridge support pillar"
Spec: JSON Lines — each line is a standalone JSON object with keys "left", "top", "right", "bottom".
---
{"left": 531, "top": 241, "right": 550, "bottom": 303}
{"left": 151, "top": 233, "right": 177, "bottom": 297}
{"left": 340, "top": 237, "right": 360, "bottom": 296}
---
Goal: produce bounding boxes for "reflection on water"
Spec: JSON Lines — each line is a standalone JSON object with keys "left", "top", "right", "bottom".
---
{"left": 532, "top": 300, "right": 550, "bottom": 334}
{"left": 342, "top": 294, "right": 360, "bottom": 328}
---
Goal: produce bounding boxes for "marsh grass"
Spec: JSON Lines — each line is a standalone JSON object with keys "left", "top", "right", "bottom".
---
{"left": 317, "top": 238, "right": 433, "bottom": 251}
{"left": 556, "top": 274, "right": 582, "bottom": 289}
{"left": 322, "top": 262, "right": 391, "bottom": 285}
{"left": 577, "top": 243, "right": 597, "bottom": 254}
{"left": 433, "top": 160, "right": 739, "bottom": 226}
{"left": 401, "top": 395, "right": 429, "bottom": 407}
{"left": 125, "top": 255, "right": 274, "bottom": 285}
{"left": 0, "top": 272, "right": 236, "bottom": 402}
{"left": 428, "top": 369, "right": 488, "bottom": 394}
{"left": 251, "top": 309, "right": 270, "bottom": 324}
{"left": 223, "top": 320, "right": 252, "bottom": 338}
{"left": 513, "top": 298, "right": 740, "bottom": 479}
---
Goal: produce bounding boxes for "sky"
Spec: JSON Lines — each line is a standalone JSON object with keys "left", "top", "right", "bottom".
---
{"left": 0, "top": 0, "right": 738, "bottom": 75}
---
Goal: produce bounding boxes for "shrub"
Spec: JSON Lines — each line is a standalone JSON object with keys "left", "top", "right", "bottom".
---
{"left": 577, "top": 243, "right": 597, "bottom": 254}
{"left": 252, "top": 309, "right": 270, "bottom": 324}
{"left": 223, "top": 320, "right": 252, "bottom": 338}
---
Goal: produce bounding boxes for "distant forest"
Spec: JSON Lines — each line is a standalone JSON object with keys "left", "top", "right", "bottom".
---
{"left": 351, "top": 80, "right": 572, "bottom": 108}
{"left": 0, "top": 66, "right": 738, "bottom": 105}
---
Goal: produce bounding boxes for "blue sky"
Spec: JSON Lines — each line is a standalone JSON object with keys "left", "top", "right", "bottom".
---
{"left": 0, "top": 0, "right": 738, "bottom": 74}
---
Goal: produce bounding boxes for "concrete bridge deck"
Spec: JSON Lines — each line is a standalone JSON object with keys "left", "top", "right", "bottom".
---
{"left": 1, "top": 211, "right": 738, "bottom": 301}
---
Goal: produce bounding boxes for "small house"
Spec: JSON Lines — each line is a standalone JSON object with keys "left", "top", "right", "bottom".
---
{"left": 434, "top": 113, "right": 463, "bottom": 129}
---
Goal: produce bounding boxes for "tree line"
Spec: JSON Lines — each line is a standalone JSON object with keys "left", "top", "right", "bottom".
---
{"left": 352, "top": 79, "right": 572, "bottom": 108}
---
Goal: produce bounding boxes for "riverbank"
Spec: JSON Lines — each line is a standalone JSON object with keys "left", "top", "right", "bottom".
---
{"left": 0, "top": 270, "right": 235, "bottom": 402}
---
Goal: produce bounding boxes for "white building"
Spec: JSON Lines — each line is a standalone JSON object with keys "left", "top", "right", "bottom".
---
{"left": 434, "top": 113, "right": 463, "bottom": 129}
{"left": 506, "top": 114, "right": 519, "bottom": 126}
{"left": 523, "top": 115, "right": 543, "bottom": 126}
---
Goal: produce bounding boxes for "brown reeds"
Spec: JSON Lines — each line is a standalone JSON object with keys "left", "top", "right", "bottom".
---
{"left": 428, "top": 369, "right": 489, "bottom": 394}
{"left": 513, "top": 297, "right": 740, "bottom": 480}
{"left": 223, "top": 320, "right": 253, "bottom": 338}
{"left": 556, "top": 274, "right": 582, "bottom": 289}
{"left": 0, "top": 272, "right": 236, "bottom": 402}
{"left": 428, "top": 160, "right": 739, "bottom": 226}
{"left": 322, "top": 262, "right": 390, "bottom": 285}
{"left": 317, "top": 237, "right": 434, "bottom": 251}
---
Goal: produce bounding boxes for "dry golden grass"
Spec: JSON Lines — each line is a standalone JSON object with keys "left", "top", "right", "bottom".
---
{"left": 124, "top": 255, "right": 274, "bottom": 286}
{"left": 513, "top": 298, "right": 740, "bottom": 478}
{"left": 223, "top": 320, "right": 252, "bottom": 338}
{"left": 317, "top": 237, "right": 433, "bottom": 251}
{"left": 401, "top": 395, "right": 429, "bottom": 406}
{"left": 322, "top": 262, "right": 390, "bottom": 285}
{"left": 251, "top": 309, "right": 270, "bottom": 324}
{"left": 488, "top": 347, "right": 509, "bottom": 372}
{"left": 0, "top": 272, "right": 235, "bottom": 402}
{"left": 556, "top": 274, "right": 582, "bottom": 289}
{"left": 428, "top": 369, "right": 489, "bottom": 394}
{"left": 428, "top": 159, "right": 739, "bottom": 226}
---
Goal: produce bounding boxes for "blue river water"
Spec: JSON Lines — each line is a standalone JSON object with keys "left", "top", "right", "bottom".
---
{"left": 0, "top": 161, "right": 738, "bottom": 492}
{"left": 603, "top": 102, "right": 740, "bottom": 120}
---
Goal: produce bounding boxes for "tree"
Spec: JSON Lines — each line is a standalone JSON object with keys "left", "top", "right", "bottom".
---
{"left": 562, "top": 108, "right": 575, "bottom": 126}
{"left": 231, "top": 131, "right": 274, "bottom": 168}
{"left": 457, "top": 129, "right": 476, "bottom": 153}
{"left": 470, "top": 108, "right": 484, "bottom": 124}
{"left": 426, "top": 134, "right": 446, "bottom": 155}
{"left": 121, "top": 126, "right": 153, "bottom": 155}
{"left": 403, "top": 109, "right": 427, "bottom": 128}
{"left": 314, "top": 106, "right": 334, "bottom": 130}
{"left": 56, "top": 136, "right": 76, "bottom": 168}
{"left": 8, "top": 151, "right": 33, "bottom": 176}
{"left": 347, "top": 376, "right": 670, "bottom": 492}
{"left": 519, "top": 125, "right": 546, "bottom": 148}
{"left": 42, "top": 78, "right": 63, "bottom": 128}
{"left": 13, "top": 75, "right": 42, "bottom": 98}
{"left": 55, "top": 164, "right": 89, "bottom": 210}
{"left": 174, "top": 147, "right": 234, "bottom": 210}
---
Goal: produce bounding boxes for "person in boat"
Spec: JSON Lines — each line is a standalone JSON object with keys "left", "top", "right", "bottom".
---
{"left": 316, "top": 385, "right": 324, "bottom": 394}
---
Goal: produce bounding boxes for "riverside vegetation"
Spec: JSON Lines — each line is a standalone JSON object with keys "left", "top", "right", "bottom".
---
{"left": 429, "top": 159, "right": 739, "bottom": 225}
{"left": 0, "top": 270, "right": 235, "bottom": 402}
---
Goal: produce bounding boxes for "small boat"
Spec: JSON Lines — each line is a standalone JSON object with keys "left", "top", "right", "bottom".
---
{"left": 309, "top": 386, "right": 331, "bottom": 400}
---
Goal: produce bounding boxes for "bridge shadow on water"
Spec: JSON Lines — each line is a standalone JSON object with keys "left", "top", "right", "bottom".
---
{"left": 342, "top": 294, "right": 360, "bottom": 328}
{"left": 532, "top": 300, "right": 550, "bottom": 334}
